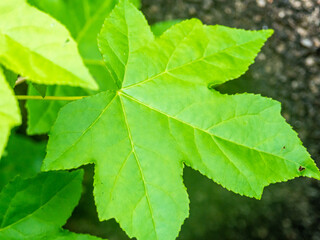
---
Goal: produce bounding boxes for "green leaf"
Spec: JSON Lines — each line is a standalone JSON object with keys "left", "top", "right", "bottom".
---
{"left": 31, "top": 83, "right": 47, "bottom": 98}
{"left": 0, "top": 0, "right": 97, "bottom": 90}
{"left": 151, "top": 19, "right": 183, "bottom": 37}
{"left": 0, "top": 67, "right": 21, "bottom": 158}
{"left": 28, "top": 0, "right": 141, "bottom": 57}
{"left": 98, "top": 0, "right": 154, "bottom": 88}
{"left": 42, "top": 1, "right": 320, "bottom": 240}
{"left": 41, "top": 230, "right": 103, "bottom": 240}
{"left": 27, "top": 85, "right": 89, "bottom": 135}
{"left": 27, "top": 0, "right": 142, "bottom": 88}
{"left": 0, "top": 134, "right": 46, "bottom": 189}
{"left": 28, "top": 0, "right": 141, "bottom": 75}
{"left": 28, "top": 0, "right": 117, "bottom": 61}
{"left": 26, "top": 0, "right": 134, "bottom": 135}
{"left": 0, "top": 170, "right": 101, "bottom": 240}
{"left": 2, "top": 67, "right": 17, "bottom": 88}
{"left": 123, "top": 19, "right": 274, "bottom": 88}
{"left": 130, "top": 0, "right": 141, "bottom": 8}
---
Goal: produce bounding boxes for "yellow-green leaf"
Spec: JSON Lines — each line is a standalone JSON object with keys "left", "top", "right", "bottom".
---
{"left": 0, "top": 0, "right": 98, "bottom": 90}
{"left": 0, "top": 67, "right": 21, "bottom": 158}
{"left": 42, "top": 1, "right": 320, "bottom": 240}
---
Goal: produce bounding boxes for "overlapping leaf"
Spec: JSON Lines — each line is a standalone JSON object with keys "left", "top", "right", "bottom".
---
{"left": 0, "top": 67, "right": 21, "bottom": 158}
{"left": 151, "top": 19, "right": 183, "bottom": 37}
{"left": 0, "top": 134, "right": 46, "bottom": 189}
{"left": 27, "top": 85, "right": 88, "bottom": 134}
{"left": 0, "top": 0, "right": 97, "bottom": 90}
{"left": 0, "top": 170, "right": 102, "bottom": 240}
{"left": 2, "top": 67, "right": 17, "bottom": 88}
{"left": 42, "top": 1, "right": 320, "bottom": 240}
{"left": 26, "top": 0, "right": 140, "bottom": 134}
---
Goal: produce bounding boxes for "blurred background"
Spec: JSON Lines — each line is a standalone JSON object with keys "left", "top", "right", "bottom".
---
{"left": 6, "top": 0, "right": 320, "bottom": 239}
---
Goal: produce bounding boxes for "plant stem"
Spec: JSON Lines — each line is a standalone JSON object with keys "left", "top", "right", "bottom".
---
{"left": 15, "top": 95, "right": 86, "bottom": 101}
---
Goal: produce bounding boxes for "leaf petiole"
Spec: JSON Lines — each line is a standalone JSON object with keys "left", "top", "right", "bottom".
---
{"left": 15, "top": 95, "right": 86, "bottom": 101}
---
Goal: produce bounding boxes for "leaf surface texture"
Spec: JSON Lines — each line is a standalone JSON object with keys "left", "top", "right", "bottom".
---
{"left": 43, "top": 1, "right": 320, "bottom": 240}
{"left": 26, "top": 0, "right": 140, "bottom": 134}
{"left": 0, "top": 0, "right": 97, "bottom": 89}
{"left": 0, "top": 134, "right": 46, "bottom": 189}
{"left": 0, "top": 68, "right": 21, "bottom": 157}
{"left": 0, "top": 170, "right": 102, "bottom": 240}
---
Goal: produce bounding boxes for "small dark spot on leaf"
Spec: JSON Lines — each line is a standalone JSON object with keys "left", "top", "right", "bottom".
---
{"left": 65, "top": 38, "right": 70, "bottom": 43}
{"left": 282, "top": 146, "right": 286, "bottom": 150}
{"left": 298, "top": 166, "right": 306, "bottom": 172}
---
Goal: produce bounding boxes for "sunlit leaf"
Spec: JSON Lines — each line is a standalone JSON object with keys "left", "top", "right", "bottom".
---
{"left": 42, "top": 1, "right": 320, "bottom": 240}
{"left": 0, "top": 0, "right": 97, "bottom": 90}
{"left": 0, "top": 67, "right": 21, "bottom": 158}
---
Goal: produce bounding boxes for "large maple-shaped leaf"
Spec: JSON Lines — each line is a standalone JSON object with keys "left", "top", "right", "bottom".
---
{"left": 42, "top": 1, "right": 320, "bottom": 240}
{"left": 0, "top": 67, "right": 21, "bottom": 158}
{"left": 26, "top": 0, "right": 140, "bottom": 134}
{"left": 0, "top": 170, "right": 102, "bottom": 240}
{"left": 0, "top": 0, "right": 97, "bottom": 90}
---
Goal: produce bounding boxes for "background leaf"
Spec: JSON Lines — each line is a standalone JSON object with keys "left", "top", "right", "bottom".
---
{"left": 26, "top": 0, "right": 141, "bottom": 135}
{"left": 0, "top": 134, "right": 46, "bottom": 189}
{"left": 0, "top": 67, "right": 21, "bottom": 157}
{"left": 26, "top": 85, "right": 87, "bottom": 135}
{"left": 2, "top": 67, "right": 17, "bottom": 88}
{"left": 151, "top": 19, "right": 182, "bottom": 37}
{"left": 27, "top": 0, "right": 142, "bottom": 89}
{"left": 31, "top": 84, "right": 47, "bottom": 98}
{"left": 0, "top": 170, "right": 102, "bottom": 239}
{"left": 0, "top": 0, "right": 97, "bottom": 90}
